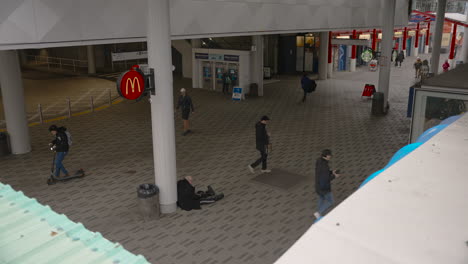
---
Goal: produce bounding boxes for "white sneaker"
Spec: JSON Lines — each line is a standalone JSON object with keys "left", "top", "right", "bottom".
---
{"left": 247, "top": 165, "right": 255, "bottom": 174}
{"left": 313, "top": 212, "right": 321, "bottom": 219}
{"left": 261, "top": 169, "right": 271, "bottom": 173}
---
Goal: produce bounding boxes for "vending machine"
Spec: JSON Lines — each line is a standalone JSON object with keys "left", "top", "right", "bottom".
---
{"left": 215, "top": 62, "right": 226, "bottom": 91}
{"left": 228, "top": 63, "right": 239, "bottom": 86}
{"left": 203, "top": 61, "right": 213, "bottom": 90}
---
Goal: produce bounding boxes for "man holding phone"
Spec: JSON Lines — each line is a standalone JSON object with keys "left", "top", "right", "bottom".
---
{"left": 314, "top": 149, "right": 341, "bottom": 221}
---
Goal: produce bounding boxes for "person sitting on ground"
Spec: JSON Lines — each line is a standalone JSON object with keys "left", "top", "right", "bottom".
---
{"left": 177, "top": 176, "right": 224, "bottom": 211}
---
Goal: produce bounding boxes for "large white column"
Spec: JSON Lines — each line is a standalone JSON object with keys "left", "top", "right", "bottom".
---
{"left": 461, "top": 3, "right": 468, "bottom": 63}
{"left": 147, "top": 0, "right": 177, "bottom": 214}
{"left": 87, "top": 45, "right": 96, "bottom": 75}
{"left": 252, "top": 35, "right": 264, "bottom": 96}
{"left": 318, "top": 32, "right": 329, "bottom": 80}
{"left": 0, "top": 50, "right": 31, "bottom": 154}
{"left": 377, "top": 0, "right": 396, "bottom": 112}
{"left": 431, "top": 0, "right": 447, "bottom": 74}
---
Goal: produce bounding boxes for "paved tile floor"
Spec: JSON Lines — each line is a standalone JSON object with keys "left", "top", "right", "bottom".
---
{"left": 0, "top": 53, "right": 438, "bottom": 264}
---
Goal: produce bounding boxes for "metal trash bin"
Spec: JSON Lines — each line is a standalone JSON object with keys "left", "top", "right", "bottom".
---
{"left": 371, "top": 92, "right": 385, "bottom": 115}
{"left": 0, "top": 132, "right": 10, "bottom": 156}
{"left": 137, "top": 184, "right": 160, "bottom": 220}
{"left": 249, "top": 83, "right": 258, "bottom": 97}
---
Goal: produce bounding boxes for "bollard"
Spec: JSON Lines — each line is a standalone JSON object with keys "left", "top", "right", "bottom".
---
{"left": 67, "top": 97, "right": 72, "bottom": 118}
{"left": 38, "top": 104, "right": 43, "bottom": 124}
{"left": 91, "top": 96, "right": 94, "bottom": 112}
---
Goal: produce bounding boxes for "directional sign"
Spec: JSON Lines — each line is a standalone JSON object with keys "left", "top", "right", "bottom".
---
{"left": 117, "top": 66, "right": 146, "bottom": 100}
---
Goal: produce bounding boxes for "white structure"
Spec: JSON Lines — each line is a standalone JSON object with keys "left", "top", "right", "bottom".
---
{"left": 276, "top": 113, "right": 468, "bottom": 264}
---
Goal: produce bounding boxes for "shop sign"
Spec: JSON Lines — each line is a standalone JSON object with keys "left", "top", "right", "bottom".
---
{"left": 117, "top": 66, "right": 146, "bottom": 100}
{"left": 195, "top": 53, "right": 209, "bottom": 59}
{"left": 209, "top": 54, "right": 224, "bottom": 60}
{"left": 224, "top": 55, "right": 240, "bottom": 62}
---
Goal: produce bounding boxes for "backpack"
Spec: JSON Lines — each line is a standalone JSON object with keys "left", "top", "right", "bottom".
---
{"left": 60, "top": 127, "right": 72, "bottom": 146}
{"left": 307, "top": 80, "right": 317, "bottom": 93}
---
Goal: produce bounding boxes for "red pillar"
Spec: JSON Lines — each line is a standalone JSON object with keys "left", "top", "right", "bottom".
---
{"left": 425, "top": 22, "right": 431, "bottom": 46}
{"left": 415, "top": 23, "right": 420, "bottom": 49}
{"left": 372, "top": 28, "right": 377, "bottom": 51}
{"left": 449, "top": 23, "right": 458, "bottom": 60}
{"left": 351, "top": 30, "right": 357, "bottom": 59}
{"left": 328, "top": 31, "right": 332, "bottom": 64}
{"left": 402, "top": 27, "right": 407, "bottom": 51}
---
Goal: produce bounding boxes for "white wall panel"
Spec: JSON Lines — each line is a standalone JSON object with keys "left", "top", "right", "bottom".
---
{"left": 0, "top": 0, "right": 409, "bottom": 49}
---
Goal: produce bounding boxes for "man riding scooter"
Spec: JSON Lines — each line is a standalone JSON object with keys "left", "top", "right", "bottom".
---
{"left": 49, "top": 125, "right": 70, "bottom": 178}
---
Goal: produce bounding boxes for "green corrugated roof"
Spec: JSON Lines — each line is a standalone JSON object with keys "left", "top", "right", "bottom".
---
{"left": 0, "top": 182, "right": 150, "bottom": 264}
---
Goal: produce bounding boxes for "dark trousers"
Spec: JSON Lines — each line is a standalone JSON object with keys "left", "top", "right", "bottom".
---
{"left": 302, "top": 89, "right": 307, "bottom": 102}
{"left": 55, "top": 152, "right": 69, "bottom": 177}
{"left": 251, "top": 149, "right": 268, "bottom": 170}
{"left": 395, "top": 60, "right": 402, "bottom": 67}
{"left": 223, "top": 83, "right": 229, "bottom": 94}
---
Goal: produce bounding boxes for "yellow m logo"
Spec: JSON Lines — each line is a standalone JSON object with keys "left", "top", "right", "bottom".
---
{"left": 125, "top": 77, "right": 142, "bottom": 95}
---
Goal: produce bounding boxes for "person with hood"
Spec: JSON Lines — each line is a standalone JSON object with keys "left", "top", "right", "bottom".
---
{"left": 49, "top": 125, "right": 70, "bottom": 178}
{"left": 177, "top": 176, "right": 224, "bottom": 211}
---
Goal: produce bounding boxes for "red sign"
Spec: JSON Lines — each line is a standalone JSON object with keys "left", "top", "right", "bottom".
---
{"left": 117, "top": 66, "right": 145, "bottom": 100}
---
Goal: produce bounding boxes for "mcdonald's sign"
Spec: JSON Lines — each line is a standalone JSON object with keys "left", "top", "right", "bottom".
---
{"left": 116, "top": 66, "right": 146, "bottom": 100}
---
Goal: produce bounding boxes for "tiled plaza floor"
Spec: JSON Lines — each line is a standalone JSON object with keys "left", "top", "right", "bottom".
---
{"left": 0, "top": 53, "right": 435, "bottom": 264}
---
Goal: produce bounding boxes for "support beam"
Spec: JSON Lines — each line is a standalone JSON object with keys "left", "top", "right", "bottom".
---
{"left": 377, "top": 0, "right": 396, "bottom": 112}
{"left": 449, "top": 23, "right": 458, "bottom": 67}
{"left": 327, "top": 31, "right": 333, "bottom": 78}
{"left": 425, "top": 22, "right": 431, "bottom": 54}
{"left": 87, "top": 45, "right": 96, "bottom": 75}
{"left": 319, "top": 31, "right": 329, "bottom": 80}
{"left": 350, "top": 30, "right": 357, "bottom": 72}
{"left": 0, "top": 50, "right": 31, "bottom": 154}
{"left": 414, "top": 23, "right": 420, "bottom": 57}
{"left": 403, "top": 27, "right": 408, "bottom": 57}
{"left": 147, "top": 0, "right": 177, "bottom": 214}
{"left": 431, "top": 0, "right": 447, "bottom": 75}
{"left": 252, "top": 35, "right": 264, "bottom": 96}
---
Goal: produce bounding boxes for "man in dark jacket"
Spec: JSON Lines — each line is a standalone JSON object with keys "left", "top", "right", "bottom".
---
{"left": 49, "top": 125, "right": 69, "bottom": 178}
{"left": 177, "top": 176, "right": 223, "bottom": 211}
{"left": 176, "top": 88, "right": 195, "bottom": 136}
{"left": 248, "top": 116, "right": 271, "bottom": 173}
{"left": 314, "top": 149, "right": 341, "bottom": 220}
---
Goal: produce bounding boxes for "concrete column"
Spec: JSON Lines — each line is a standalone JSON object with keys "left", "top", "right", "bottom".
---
{"left": 0, "top": 50, "right": 31, "bottom": 154}
{"left": 87, "top": 45, "right": 96, "bottom": 75}
{"left": 377, "top": 0, "right": 396, "bottom": 112}
{"left": 252, "top": 35, "right": 264, "bottom": 96}
{"left": 431, "top": 0, "right": 447, "bottom": 74}
{"left": 350, "top": 30, "right": 357, "bottom": 72}
{"left": 461, "top": 3, "right": 468, "bottom": 63}
{"left": 147, "top": 0, "right": 177, "bottom": 214}
{"left": 327, "top": 31, "right": 333, "bottom": 78}
{"left": 273, "top": 35, "right": 279, "bottom": 76}
{"left": 191, "top": 39, "right": 202, "bottom": 48}
{"left": 425, "top": 22, "right": 431, "bottom": 54}
{"left": 319, "top": 31, "right": 329, "bottom": 80}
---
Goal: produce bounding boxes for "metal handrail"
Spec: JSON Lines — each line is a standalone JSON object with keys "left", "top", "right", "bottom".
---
{"left": 26, "top": 55, "right": 88, "bottom": 72}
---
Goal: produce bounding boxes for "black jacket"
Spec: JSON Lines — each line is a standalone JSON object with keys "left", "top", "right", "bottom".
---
{"left": 177, "top": 95, "right": 194, "bottom": 112}
{"left": 177, "top": 179, "right": 201, "bottom": 211}
{"left": 315, "top": 157, "right": 335, "bottom": 195}
{"left": 255, "top": 122, "right": 269, "bottom": 151}
{"left": 51, "top": 129, "right": 69, "bottom": 152}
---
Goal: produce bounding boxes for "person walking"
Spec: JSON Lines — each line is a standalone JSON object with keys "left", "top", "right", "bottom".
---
{"left": 248, "top": 116, "right": 271, "bottom": 174}
{"left": 49, "top": 125, "right": 70, "bottom": 178}
{"left": 414, "top": 57, "right": 423, "bottom": 78}
{"left": 420, "top": 59, "right": 430, "bottom": 80}
{"left": 442, "top": 60, "right": 450, "bottom": 72}
{"left": 176, "top": 88, "right": 195, "bottom": 136}
{"left": 391, "top": 49, "right": 398, "bottom": 63}
{"left": 313, "top": 149, "right": 341, "bottom": 221}
{"left": 301, "top": 73, "right": 310, "bottom": 103}
{"left": 395, "top": 50, "right": 404, "bottom": 67}
{"left": 222, "top": 72, "right": 232, "bottom": 94}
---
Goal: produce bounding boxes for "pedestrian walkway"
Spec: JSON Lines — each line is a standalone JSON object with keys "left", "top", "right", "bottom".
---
{"left": 0, "top": 53, "right": 436, "bottom": 264}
